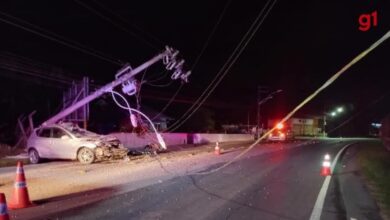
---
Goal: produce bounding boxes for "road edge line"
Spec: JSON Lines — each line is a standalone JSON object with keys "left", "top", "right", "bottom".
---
{"left": 309, "top": 143, "right": 354, "bottom": 220}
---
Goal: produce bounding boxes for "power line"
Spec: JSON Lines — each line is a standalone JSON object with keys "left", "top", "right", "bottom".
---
{"left": 0, "top": 70, "right": 69, "bottom": 89}
{"left": 145, "top": 80, "right": 174, "bottom": 88}
{"left": 145, "top": 70, "right": 169, "bottom": 83}
{"left": 74, "top": 0, "right": 159, "bottom": 50}
{"left": 0, "top": 63, "right": 69, "bottom": 83}
{"left": 148, "top": 0, "right": 232, "bottom": 124}
{"left": 0, "top": 53, "right": 75, "bottom": 85}
{"left": 0, "top": 11, "right": 122, "bottom": 65}
{"left": 0, "top": 11, "right": 120, "bottom": 64}
{"left": 136, "top": 68, "right": 149, "bottom": 110}
{"left": 191, "top": 0, "right": 232, "bottom": 70}
{"left": 167, "top": 0, "right": 275, "bottom": 131}
{"left": 151, "top": 84, "right": 184, "bottom": 121}
{"left": 167, "top": 0, "right": 277, "bottom": 131}
{"left": 93, "top": 0, "right": 166, "bottom": 47}
{"left": 0, "top": 52, "right": 78, "bottom": 81}
{"left": 190, "top": 30, "right": 390, "bottom": 175}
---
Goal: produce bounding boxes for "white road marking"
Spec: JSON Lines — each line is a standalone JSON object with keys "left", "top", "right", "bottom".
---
{"left": 309, "top": 143, "right": 353, "bottom": 220}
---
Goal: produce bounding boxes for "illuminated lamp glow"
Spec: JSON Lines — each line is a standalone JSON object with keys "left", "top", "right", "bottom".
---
{"left": 279, "top": 132, "right": 285, "bottom": 137}
{"left": 324, "top": 154, "right": 331, "bottom": 160}
{"left": 276, "top": 123, "right": 284, "bottom": 130}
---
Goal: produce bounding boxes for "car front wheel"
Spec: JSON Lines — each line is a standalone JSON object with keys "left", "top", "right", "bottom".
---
{"left": 77, "top": 147, "right": 95, "bottom": 164}
{"left": 29, "top": 149, "right": 41, "bottom": 164}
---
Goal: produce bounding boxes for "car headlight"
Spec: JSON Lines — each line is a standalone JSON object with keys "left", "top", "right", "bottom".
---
{"left": 83, "top": 142, "right": 97, "bottom": 148}
{"left": 94, "top": 141, "right": 103, "bottom": 146}
{"left": 95, "top": 147, "right": 104, "bottom": 156}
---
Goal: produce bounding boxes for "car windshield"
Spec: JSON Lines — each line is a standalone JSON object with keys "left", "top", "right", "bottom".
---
{"left": 64, "top": 126, "right": 97, "bottom": 138}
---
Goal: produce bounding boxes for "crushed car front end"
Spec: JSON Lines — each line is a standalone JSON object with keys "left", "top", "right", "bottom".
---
{"left": 92, "top": 136, "right": 129, "bottom": 161}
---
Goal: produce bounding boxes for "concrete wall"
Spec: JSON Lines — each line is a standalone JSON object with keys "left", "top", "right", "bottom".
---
{"left": 110, "top": 132, "right": 253, "bottom": 149}
{"left": 189, "top": 133, "right": 253, "bottom": 144}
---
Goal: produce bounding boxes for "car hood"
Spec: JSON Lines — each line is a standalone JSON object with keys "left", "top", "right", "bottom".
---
{"left": 79, "top": 135, "right": 118, "bottom": 142}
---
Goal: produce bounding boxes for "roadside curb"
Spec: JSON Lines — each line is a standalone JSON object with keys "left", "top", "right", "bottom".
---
{"left": 309, "top": 142, "right": 355, "bottom": 220}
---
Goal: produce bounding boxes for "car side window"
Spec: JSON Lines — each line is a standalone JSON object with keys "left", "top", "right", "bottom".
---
{"left": 37, "top": 128, "right": 51, "bottom": 138}
{"left": 52, "top": 128, "right": 69, "bottom": 139}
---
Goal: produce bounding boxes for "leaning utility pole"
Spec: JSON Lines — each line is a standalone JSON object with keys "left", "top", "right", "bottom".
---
{"left": 43, "top": 47, "right": 191, "bottom": 126}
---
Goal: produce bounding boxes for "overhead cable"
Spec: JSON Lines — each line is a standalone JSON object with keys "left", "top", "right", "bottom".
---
{"left": 149, "top": 0, "right": 232, "bottom": 123}
{"left": 74, "top": 0, "right": 159, "bottom": 50}
{"left": 0, "top": 11, "right": 121, "bottom": 65}
{"left": 93, "top": 0, "right": 166, "bottom": 47}
{"left": 190, "top": 30, "right": 390, "bottom": 175}
{"left": 167, "top": 0, "right": 277, "bottom": 131}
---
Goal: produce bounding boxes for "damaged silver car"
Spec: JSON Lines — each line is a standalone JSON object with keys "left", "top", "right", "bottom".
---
{"left": 27, "top": 122, "right": 128, "bottom": 164}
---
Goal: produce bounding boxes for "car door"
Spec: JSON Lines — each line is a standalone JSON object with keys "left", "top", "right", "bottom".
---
{"left": 49, "top": 127, "right": 75, "bottom": 159}
{"left": 34, "top": 128, "right": 52, "bottom": 158}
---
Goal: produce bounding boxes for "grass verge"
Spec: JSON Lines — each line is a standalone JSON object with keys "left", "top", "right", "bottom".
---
{"left": 0, "top": 144, "right": 28, "bottom": 167}
{"left": 0, "top": 158, "right": 30, "bottom": 168}
{"left": 357, "top": 141, "right": 390, "bottom": 218}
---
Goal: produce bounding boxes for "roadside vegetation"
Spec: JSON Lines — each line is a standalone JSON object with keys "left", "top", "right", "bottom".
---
{"left": 0, "top": 143, "right": 28, "bottom": 167}
{"left": 0, "top": 157, "right": 30, "bottom": 168}
{"left": 357, "top": 141, "right": 390, "bottom": 218}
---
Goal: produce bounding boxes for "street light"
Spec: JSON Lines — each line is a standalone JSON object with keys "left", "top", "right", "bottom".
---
{"left": 258, "top": 89, "right": 283, "bottom": 105}
{"left": 323, "top": 106, "right": 344, "bottom": 136}
{"left": 256, "top": 89, "right": 283, "bottom": 139}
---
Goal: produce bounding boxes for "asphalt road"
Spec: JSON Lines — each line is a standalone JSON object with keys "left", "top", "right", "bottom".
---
{"left": 42, "top": 139, "right": 382, "bottom": 220}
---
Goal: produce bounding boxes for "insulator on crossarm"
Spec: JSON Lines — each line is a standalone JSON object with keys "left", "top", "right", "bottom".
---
{"left": 171, "top": 69, "right": 182, "bottom": 80}
{"left": 175, "top": 59, "right": 185, "bottom": 69}
{"left": 171, "top": 50, "right": 179, "bottom": 59}
{"left": 163, "top": 55, "right": 170, "bottom": 65}
{"left": 180, "top": 71, "right": 191, "bottom": 83}
{"left": 166, "top": 61, "right": 177, "bottom": 70}
{"left": 165, "top": 46, "right": 173, "bottom": 54}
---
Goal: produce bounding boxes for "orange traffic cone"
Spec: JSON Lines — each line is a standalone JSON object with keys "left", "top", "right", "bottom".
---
{"left": 8, "top": 161, "right": 33, "bottom": 209}
{"left": 0, "top": 193, "right": 10, "bottom": 220}
{"left": 321, "top": 154, "right": 332, "bottom": 176}
{"left": 214, "top": 142, "right": 221, "bottom": 155}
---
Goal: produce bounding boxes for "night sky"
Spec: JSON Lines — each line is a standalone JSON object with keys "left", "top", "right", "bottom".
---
{"left": 0, "top": 0, "right": 389, "bottom": 138}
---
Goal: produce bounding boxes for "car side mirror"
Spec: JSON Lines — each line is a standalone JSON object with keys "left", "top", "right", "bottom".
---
{"left": 61, "top": 135, "right": 69, "bottom": 140}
